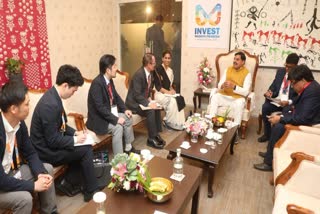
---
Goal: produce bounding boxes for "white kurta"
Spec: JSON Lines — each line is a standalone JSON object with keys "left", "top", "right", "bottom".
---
{"left": 209, "top": 68, "right": 252, "bottom": 125}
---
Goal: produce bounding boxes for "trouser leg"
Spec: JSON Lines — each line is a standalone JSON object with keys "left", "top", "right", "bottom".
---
{"left": 232, "top": 98, "right": 245, "bottom": 125}
{"left": 19, "top": 164, "right": 57, "bottom": 214}
{"left": 262, "top": 101, "right": 282, "bottom": 138}
{"left": 107, "top": 122, "right": 124, "bottom": 155}
{"left": 0, "top": 191, "right": 33, "bottom": 214}
{"left": 209, "top": 93, "right": 219, "bottom": 116}
{"left": 53, "top": 146, "right": 98, "bottom": 193}
{"left": 120, "top": 113, "right": 135, "bottom": 145}
{"left": 77, "top": 146, "right": 98, "bottom": 193}
{"left": 264, "top": 123, "right": 285, "bottom": 166}
{"left": 136, "top": 109, "right": 158, "bottom": 138}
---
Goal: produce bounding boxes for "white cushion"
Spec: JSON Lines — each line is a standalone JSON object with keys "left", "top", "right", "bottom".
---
{"left": 273, "top": 185, "right": 320, "bottom": 214}
{"left": 63, "top": 81, "right": 91, "bottom": 116}
{"left": 273, "top": 130, "right": 320, "bottom": 181}
{"left": 26, "top": 90, "right": 44, "bottom": 133}
{"left": 113, "top": 72, "right": 128, "bottom": 100}
{"left": 285, "top": 160, "right": 320, "bottom": 198}
{"left": 132, "top": 114, "right": 144, "bottom": 126}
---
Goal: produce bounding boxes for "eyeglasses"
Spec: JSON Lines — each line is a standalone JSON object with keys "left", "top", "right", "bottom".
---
{"left": 284, "top": 63, "right": 296, "bottom": 69}
{"left": 291, "top": 79, "right": 301, "bottom": 86}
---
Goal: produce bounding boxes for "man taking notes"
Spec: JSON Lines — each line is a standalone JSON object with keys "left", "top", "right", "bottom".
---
{"left": 30, "top": 65, "right": 99, "bottom": 202}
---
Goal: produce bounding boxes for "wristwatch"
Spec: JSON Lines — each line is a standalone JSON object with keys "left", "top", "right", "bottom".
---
{"left": 233, "top": 85, "right": 236, "bottom": 90}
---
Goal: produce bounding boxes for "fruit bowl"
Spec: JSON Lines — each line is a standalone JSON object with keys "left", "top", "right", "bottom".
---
{"left": 146, "top": 177, "right": 174, "bottom": 203}
{"left": 212, "top": 116, "right": 225, "bottom": 127}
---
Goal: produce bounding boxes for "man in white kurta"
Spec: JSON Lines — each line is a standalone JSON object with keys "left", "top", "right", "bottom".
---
{"left": 209, "top": 52, "right": 252, "bottom": 125}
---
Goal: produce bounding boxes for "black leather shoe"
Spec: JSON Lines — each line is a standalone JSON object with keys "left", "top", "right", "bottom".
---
{"left": 253, "top": 163, "right": 272, "bottom": 171}
{"left": 258, "top": 151, "right": 266, "bottom": 158}
{"left": 125, "top": 146, "right": 140, "bottom": 154}
{"left": 83, "top": 191, "right": 95, "bottom": 202}
{"left": 147, "top": 138, "right": 164, "bottom": 149}
{"left": 257, "top": 135, "right": 268, "bottom": 143}
{"left": 155, "top": 135, "right": 166, "bottom": 146}
{"left": 55, "top": 178, "right": 81, "bottom": 197}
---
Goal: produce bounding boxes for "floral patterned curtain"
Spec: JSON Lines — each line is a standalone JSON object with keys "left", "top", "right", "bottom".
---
{"left": 0, "top": 0, "right": 52, "bottom": 89}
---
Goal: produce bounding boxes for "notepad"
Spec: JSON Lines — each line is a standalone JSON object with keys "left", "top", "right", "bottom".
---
{"left": 74, "top": 133, "right": 95, "bottom": 147}
{"left": 139, "top": 104, "right": 162, "bottom": 110}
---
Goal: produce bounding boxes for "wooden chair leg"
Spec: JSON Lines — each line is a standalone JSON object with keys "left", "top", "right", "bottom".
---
{"left": 240, "top": 121, "right": 247, "bottom": 139}
{"left": 257, "top": 113, "right": 262, "bottom": 135}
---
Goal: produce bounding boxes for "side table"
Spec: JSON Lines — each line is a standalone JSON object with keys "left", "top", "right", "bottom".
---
{"left": 193, "top": 88, "right": 210, "bottom": 113}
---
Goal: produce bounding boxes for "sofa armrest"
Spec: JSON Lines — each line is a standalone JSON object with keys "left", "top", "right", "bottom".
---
{"left": 299, "top": 125, "right": 320, "bottom": 135}
{"left": 275, "top": 125, "right": 301, "bottom": 148}
{"left": 68, "top": 112, "right": 85, "bottom": 131}
{"left": 287, "top": 204, "right": 315, "bottom": 214}
{"left": 246, "top": 92, "right": 255, "bottom": 111}
{"left": 275, "top": 152, "right": 315, "bottom": 186}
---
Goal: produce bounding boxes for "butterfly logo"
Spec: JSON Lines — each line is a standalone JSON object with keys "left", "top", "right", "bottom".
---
{"left": 195, "top": 4, "right": 222, "bottom": 26}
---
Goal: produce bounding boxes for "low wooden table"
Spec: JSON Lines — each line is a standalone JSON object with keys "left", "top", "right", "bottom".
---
{"left": 193, "top": 88, "right": 210, "bottom": 113}
{"left": 78, "top": 156, "right": 202, "bottom": 214}
{"left": 166, "top": 126, "right": 237, "bottom": 198}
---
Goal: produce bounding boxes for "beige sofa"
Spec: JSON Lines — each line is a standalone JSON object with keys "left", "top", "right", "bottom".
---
{"left": 273, "top": 125, "right": 320, "bottom": 183}
{"left": 271, "top": 125, "right": 320, "bottom": 214}
{"left": 26, "top": 70, "right": 141, "bottom": 177}
{"left": 273, "top": 152, "right": 320, "bottom": 214}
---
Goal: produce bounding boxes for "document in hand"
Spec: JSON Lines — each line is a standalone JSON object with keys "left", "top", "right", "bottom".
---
{"left": 139, "top": 103, "right": 162, "bottom": 110}
{"left": 74, "top": 133, "right": 95, "bottom": 147}
{"left": 266, "top": 97, "right": 281, "bottom": 107}
{"left": 164, "top": 93, "right": 179, "bottom": 97}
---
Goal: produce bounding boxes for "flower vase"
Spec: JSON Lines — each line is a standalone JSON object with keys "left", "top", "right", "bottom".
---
{"left": 190, "top": 132, "right": 199, "bottom": 143}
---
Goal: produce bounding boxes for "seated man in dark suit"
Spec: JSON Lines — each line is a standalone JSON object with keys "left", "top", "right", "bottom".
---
{"left": 30, "top": 65, "right": 99, "bottom": 202}
{"left": 258, "top": 53, "right": 300, "bottom": 143}
{"left": 254, "top": 64, "right": 320, "bottom": 171}
{"left": 125, "top": 53, "right": 166, "bottom": 149}
{"left": 87, "top": 54, "right": 138, "bottom": 155}
{"left": 0, "top": 81, "right": 57, "bottom": 214}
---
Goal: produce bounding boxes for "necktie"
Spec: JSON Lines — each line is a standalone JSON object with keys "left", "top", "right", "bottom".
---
{"left": 282, "top": 75, "right": 290, "bottom": 94}
{"left": 107, "top": 83, "right": 113, "bottom": 105}
{"left": 145, "top": 74, "right": 151, "bottom": 98}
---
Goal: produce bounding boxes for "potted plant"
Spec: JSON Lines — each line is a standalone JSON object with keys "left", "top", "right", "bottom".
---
{"left": 5, "top": 58, "right": 24, "bottom": 81}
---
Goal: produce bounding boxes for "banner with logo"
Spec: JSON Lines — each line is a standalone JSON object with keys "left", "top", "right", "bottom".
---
{"left": 187, "top": 0, "right": 232, "bottom": 48}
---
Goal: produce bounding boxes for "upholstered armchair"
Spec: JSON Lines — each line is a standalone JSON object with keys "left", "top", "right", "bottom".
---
{"left": 273, "top": 125, "right": 320, "bottom": 183}
{"left": 273, "top": 152, "right": 320, "bottom": 214}
{"left": 207, "top": 49, "right": 259, "bottom": 139}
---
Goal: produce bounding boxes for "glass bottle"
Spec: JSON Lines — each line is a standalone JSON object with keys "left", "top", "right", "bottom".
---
{"left": 173, "top": 148, "right": 184, "bottom": 178}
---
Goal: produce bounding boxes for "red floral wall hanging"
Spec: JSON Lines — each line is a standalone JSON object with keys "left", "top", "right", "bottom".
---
{"left": 0, "top": 0, "right": 52, "bottom": 89}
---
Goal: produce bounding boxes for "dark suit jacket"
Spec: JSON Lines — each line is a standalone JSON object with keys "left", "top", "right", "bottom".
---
{"left": 154, "top": 65, "right": 171, "bottom": 91}
{"left": 146, "top": 24, "right": 166, "bottom": 64}
{"left": 281, "top": 80, "right": 320, "bottom": 125}
{"left": 125, "top": 67, "right": 154, "bottom": 112}
{"left": 0, "top": 114, "right": 46, "bottom": 192}
{"left": 268, "top": 68, "right": 297, "bottom": 100}
{"left": 86, "top": 74, "right": 126, "bottom": 135}
{"left": 30, "top": 87, "right": 76, "bottom": 162}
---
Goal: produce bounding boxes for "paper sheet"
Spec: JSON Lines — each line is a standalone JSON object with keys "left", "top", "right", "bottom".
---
{"left": 74, "top": 133, "right": 95, "bottom": 147}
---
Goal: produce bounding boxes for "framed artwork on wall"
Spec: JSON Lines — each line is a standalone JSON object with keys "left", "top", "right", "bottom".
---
{"left": 229, "top": 0, "right": 320, "bottom": 71}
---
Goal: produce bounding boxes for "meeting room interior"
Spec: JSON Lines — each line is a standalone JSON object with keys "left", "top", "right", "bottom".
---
{"left": 1, "top": 0, "right": 320, "bottom": 214}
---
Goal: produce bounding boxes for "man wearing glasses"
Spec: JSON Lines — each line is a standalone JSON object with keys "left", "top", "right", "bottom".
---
{"left": 254, "top": 64, "right": 320, "bottom": 171}
{"left": 257, "top": 53, "right": 300, "bottom": 143}
{"left": 125, "top": 53, "right": 166, "bottom": 149}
